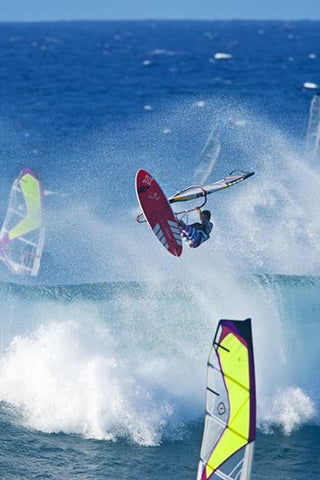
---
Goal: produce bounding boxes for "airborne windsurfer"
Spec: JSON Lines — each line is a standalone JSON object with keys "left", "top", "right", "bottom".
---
{"left": 177, "top": 208, "right": 213, "bottom": 248}
{"left": 136, "top": 169, "right": 254, "bottom": 256}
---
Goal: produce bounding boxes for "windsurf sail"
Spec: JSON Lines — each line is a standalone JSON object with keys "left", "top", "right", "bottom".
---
{"left": 193, "top": 129, "right": 221, "bottom": 185}
{"left": 197, "top": 318, "right": 256, "bottom": 480}
{"left": 169, "top": 170, "right": 254, "bottom": 204}
{"left": 305, "top": 93, "right": 320, "bottom": 161}
{"left": 0, "top": 168, "right": 45, "bottom": 276}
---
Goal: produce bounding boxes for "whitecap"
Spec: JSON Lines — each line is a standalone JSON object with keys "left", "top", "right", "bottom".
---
{"left": 214, "top": 52, "right": 232, "bottom": 60}
{"left": 194, "top": 101, "right": 205, "bottom": 108}
{"left": 303, "top": 82, "right": 319, "bottom": 90}
{"left": 260, "top": 387, "right": 316, "bottom": 435}
{"left": 234, "top": 119, "right": 247, "bottom": 127}
{"left": 150, "top": 49, "right": 175, "bottom": 56}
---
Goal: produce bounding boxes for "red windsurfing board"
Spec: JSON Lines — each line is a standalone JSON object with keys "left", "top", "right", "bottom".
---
{"left": 135, "top": 169, "right": 182, "bottom": 257}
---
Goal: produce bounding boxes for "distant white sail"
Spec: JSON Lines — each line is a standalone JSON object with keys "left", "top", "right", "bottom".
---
{"left": 0, "top": 168, "right": 45, "bottom": 276}
{"left": 197, "top": 318, "right": 256, "bottom": 480}
{"left": 305, "top": 93, "right": 320, "bottom": 161}
{"left": 193, "top": 129, "right": 221, "bottom": 185}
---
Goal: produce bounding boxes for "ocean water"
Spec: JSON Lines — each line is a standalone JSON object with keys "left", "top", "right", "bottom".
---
{"left": 0, "top": 20, "right": 319, "bottom": 479}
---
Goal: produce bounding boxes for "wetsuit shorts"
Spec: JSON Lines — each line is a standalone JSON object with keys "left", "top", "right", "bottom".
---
{"left": 180, "top": 225, "right": 209, "bottom": 248}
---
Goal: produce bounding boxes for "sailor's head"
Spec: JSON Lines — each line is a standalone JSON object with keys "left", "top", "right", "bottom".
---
{"left": 201, "top": 210, "right": 211, "bottom": 222}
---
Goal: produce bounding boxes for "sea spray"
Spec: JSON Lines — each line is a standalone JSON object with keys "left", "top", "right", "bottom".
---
{"left": 0, "top": 276, "right": 319, "bottom": 442}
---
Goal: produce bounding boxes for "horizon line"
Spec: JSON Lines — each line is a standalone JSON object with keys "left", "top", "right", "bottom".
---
{"left": 0, "top": 17, "right": 320, "bottom": 23}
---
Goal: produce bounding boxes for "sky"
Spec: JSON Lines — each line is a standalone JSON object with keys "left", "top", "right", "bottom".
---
{"left": 0, "top": 0, "right": 319, "bottom": 22}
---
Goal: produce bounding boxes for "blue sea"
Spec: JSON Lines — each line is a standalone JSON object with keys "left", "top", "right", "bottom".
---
{"left": 0, "top": 20, "right": 319, "bottom": 479}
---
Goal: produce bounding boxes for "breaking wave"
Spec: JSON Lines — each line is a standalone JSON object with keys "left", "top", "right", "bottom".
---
{"left": 0, "top": 275, "right": 318, "bottom": 445}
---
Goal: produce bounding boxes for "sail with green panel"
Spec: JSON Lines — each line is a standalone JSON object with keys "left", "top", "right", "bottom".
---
{"left": 197, "top": 318, "right": 256, "bottom": 480}
{"left": 0, "top": 168, "right": 45, "bottom": 276}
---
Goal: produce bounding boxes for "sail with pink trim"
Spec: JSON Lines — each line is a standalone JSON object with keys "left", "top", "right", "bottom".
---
{"left": 0, "top": 168, "right": 45, "bottom": 276}
{"left": 197, "top": 318, "right": 256, "bottom": 480}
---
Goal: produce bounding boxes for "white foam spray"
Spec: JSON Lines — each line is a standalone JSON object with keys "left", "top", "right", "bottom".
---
{"left": 0, "top": 99, "right": 319, "bottom": 442}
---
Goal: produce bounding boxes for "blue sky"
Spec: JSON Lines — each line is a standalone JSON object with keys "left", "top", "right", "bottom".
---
{"left": 1, "top": 0, "right": 319, "bottom": 21}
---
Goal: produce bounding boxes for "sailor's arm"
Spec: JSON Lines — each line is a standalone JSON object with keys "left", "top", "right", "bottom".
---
{"left": 195, "top": 207, "right": 205, "bottom": 224}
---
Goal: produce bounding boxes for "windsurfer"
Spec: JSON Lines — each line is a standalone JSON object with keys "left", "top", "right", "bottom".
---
{"left": 177, "top": 207, "right": 213, "bottom": 248}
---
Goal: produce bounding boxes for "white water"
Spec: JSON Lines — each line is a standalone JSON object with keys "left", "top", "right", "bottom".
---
{"left": 0, "top": 101, "right": 319, "bottom": 445}
{"left": 0, "top": 274, "right": 318, "bottom": 445}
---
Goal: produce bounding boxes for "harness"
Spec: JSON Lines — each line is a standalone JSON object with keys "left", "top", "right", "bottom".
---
{"left": 181, "top": 221, "right": 213, "bottom": 248}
